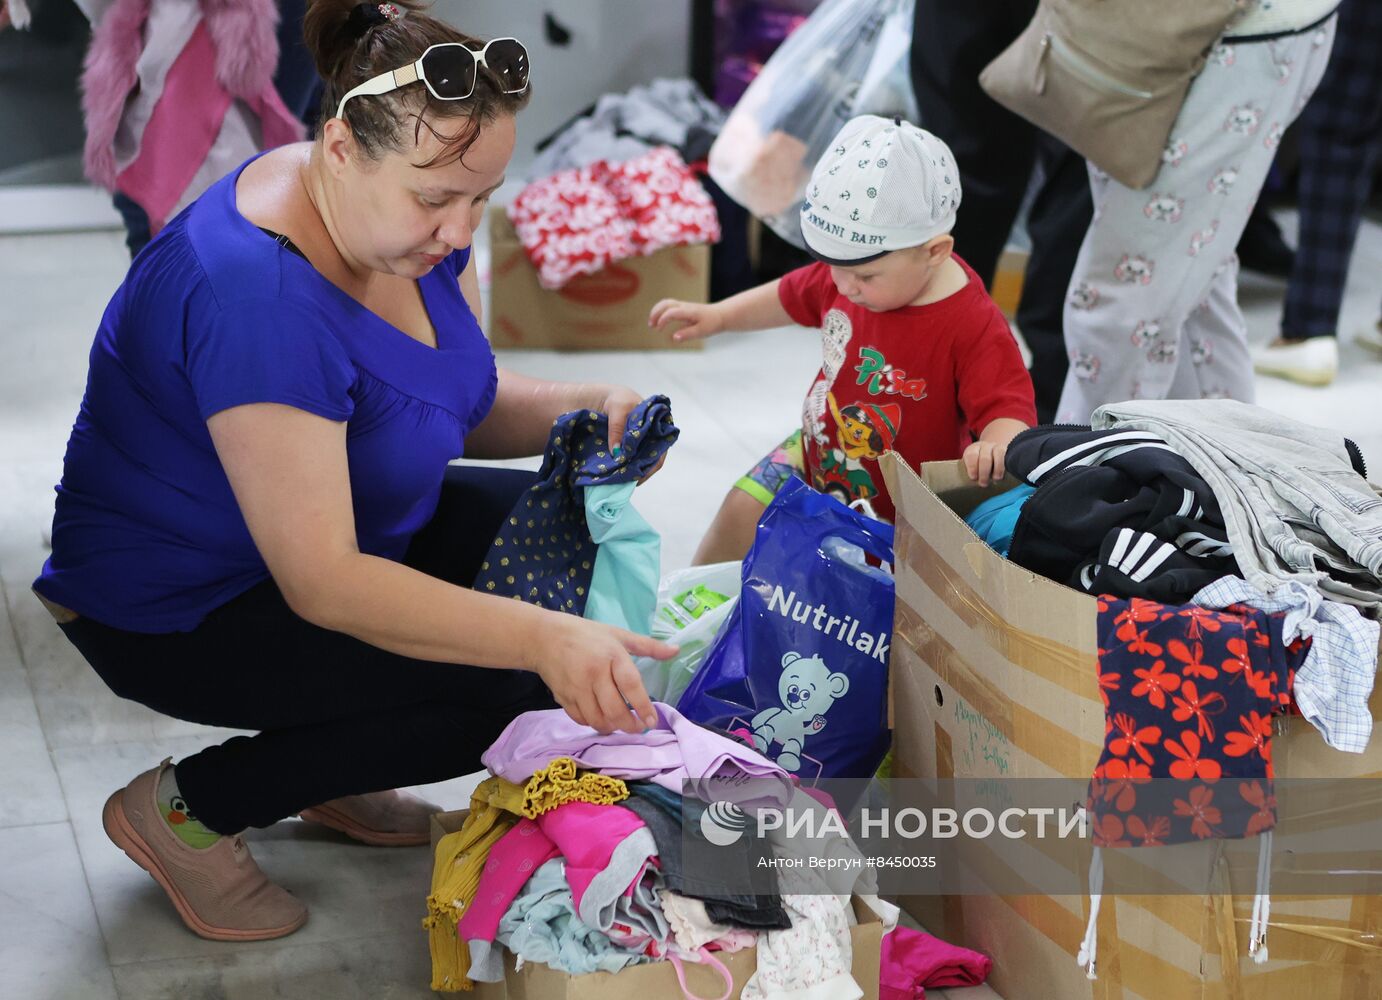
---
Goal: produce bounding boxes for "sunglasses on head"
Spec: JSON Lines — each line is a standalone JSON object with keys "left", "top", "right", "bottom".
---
{"left": 335, "top": 37, "right": 530, "bottom": 121}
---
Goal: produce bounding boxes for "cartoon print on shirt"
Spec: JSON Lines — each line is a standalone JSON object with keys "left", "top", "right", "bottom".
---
{"left": 1071, "top": 352, "right": 1102, "bottom": 382}
{"left": 1189, "top": 221, "right": 1219, "bottom": 258}
{"left": 804, "top": 310, "right": 857, "bottom": 446}
{"left": 1115, "top": 255, "right": 1155, "bottom": 285}
{"left": 750, "top": 653, "right": 850, "bottom": 773}
{"left": 1147, "top": 340, "right": 1178, "bottom": 364}
{"left": 1263, "top": 121, "right": 1284, "bottom": 150}
{"left": 812, "top": 391, "right": 899, "bottom": 504}
{"left": 1191, "top": 337, "right": 1214, "bottom": 366}
{"left": 1162, "top": 139, "right": 1188, "bottom": 167}
{"left": 803, "top": 381, "right": 831, "bottom": 446}
{"left": 1130, "top": 320, "right": 1163, "bottom": 349}
{"left": 1210, "top": 43, "right": 1235, "bottom": 67}
{"left": 820, "top": 310, "right": 853, "bottom": 382}
{"left": 1143, "top": 194, "right": 1185, "bottom": 224}
{"left": 1225, "top": 105, "right": 1263, "bottom": 136}
{"left": 1070, "top": 282, "right": 1101, "bottom": 310}
{"left": 1208, "top": 167, "right": 1240, "bottom": 195}
{"left": 853, "top": 347, "right": 928, "bottom": 401}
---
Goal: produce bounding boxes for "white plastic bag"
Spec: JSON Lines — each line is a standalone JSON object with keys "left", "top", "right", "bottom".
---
{"left": 635, "top": 561, "right": 742, "bottom": 704}
{"left": 708, "top": 0, "right": 918, "bottom": 249}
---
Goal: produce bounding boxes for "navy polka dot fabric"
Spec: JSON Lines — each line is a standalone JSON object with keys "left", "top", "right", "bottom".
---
{"left": 473, "top": 395, "right": 678, "bottom": 614}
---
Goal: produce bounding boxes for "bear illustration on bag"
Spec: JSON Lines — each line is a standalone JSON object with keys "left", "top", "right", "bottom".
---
{"left": 750, "top": 651, "right": 850, "bottom": 772}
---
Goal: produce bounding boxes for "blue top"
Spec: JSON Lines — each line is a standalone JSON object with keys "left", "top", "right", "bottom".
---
{"left": 964, "top": 484, "right": 1036, "bottom": 558}
{"left": 34, "top": 156, "right": 499, "bottom": 632}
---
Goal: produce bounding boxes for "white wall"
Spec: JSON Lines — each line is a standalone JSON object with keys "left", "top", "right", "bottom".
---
{"left": 430, "top": 0, "right": 692, "bottom": 176}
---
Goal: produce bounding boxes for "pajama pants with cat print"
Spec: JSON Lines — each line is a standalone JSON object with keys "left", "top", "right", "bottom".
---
{"left": 1056, "top": 17, "right": 1338, "bottom": 423}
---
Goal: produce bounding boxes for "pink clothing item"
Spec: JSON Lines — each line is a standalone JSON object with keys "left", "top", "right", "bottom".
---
{"left": 879, "top": 925, "right": 992, "bottom": 1000}
{"left": 116, "top": 22, "right": 300, "bottom": 230}
{"left": 482, "top": 702, "right": 793, "bottom": 810}
{"left": 80, "top": 0, "right": 150, "bottom": 188}
{"left": 798, "top": 784, "right": 840, "bottom": 815}
{"left": 80, "top": 0, "right": 303, "bottom": 228}
{"left": 463, "top": 808, "right": 666, "bottom": 982}
{"left": 536, "top": 802, "right": 657, "bottom": 931}
{"left": 508, "top": 147, "right": 721, "bottom": 289}
{"left": 660, "top": 890, "right": 756, "bottom": 954}
{"left": 668, "top": 948, "right": 735, "bottom": 1000}
{"left": 459, "top": 819, "right": 559, "bottom": 947}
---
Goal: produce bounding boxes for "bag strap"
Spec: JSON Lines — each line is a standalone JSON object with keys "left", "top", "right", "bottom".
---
{"left": 666, "top": 948, "right": 734, "bottom": 1000}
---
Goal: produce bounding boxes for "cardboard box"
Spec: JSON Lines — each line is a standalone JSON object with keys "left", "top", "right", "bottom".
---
{"left": 486, "top": 211, "right": 708, "bottom": 351}
{"left": 429, "top": 810, "right": 885, "bottom": 999}
{"left": 878, "top": 454, "right": 1382, "bottom": 1000}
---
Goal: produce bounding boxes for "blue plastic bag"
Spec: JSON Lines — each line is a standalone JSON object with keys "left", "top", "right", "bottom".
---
{"left": 676, "top": 477, "right": 894, "bottom": 782}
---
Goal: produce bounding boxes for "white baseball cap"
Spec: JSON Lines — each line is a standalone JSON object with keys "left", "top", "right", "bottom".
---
{"left": 800, "top": 115, "right": 962, "bottom": 265}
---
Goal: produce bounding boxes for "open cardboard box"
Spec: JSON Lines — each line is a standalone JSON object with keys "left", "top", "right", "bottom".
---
{"left": 486, "top": 211, "right": 708, "bottom": 351}
{"left": 879, "top": 453, "right": 1382, "bottom": 1000}
{"left": 429, "top": 810, "right": 885, "bottom": 998}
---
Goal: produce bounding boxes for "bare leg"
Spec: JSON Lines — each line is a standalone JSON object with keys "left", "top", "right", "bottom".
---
{"left": 692, "top": 488, "right": 767, "bottom": 566}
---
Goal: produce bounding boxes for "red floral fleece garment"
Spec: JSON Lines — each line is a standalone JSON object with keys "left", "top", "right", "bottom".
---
{"left": 1088, "top": 595, "right": 1310, "bottom": 847}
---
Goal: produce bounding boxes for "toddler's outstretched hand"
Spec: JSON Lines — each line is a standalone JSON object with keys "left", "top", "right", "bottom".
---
{"left": 649, "top": 299, "right": 725, "bottom": 342}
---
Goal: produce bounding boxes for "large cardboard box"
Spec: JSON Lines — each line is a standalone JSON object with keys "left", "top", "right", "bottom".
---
{"left": 429, "top": 810, "right": 885, "bottom": 999}
{"left": 486, "top": 211, "right": 709, "bottom": 351}
{"left": 879, "top": 454, "right": 1382, "bottom": 1000}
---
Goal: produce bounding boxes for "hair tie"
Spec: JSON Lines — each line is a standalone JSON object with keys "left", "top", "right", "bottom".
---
{"left": 346, "top": 2, "right": 404, "bottom": 39}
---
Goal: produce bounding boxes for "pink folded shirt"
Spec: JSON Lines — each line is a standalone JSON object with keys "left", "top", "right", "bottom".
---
{"left": 880, "top": 925, "right": 992, "bottom": 1000}
{"left": 482, "top": 701, "right": 793, "bottom": 809}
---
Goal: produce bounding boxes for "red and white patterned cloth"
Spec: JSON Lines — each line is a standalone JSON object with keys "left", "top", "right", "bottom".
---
{"left": 508, "top": 147, "right": 720, "bottom": 290}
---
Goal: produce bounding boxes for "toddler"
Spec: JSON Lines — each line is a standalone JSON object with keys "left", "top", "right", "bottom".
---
{"left": 651, "top": 116, "right": 1036, "bottom": 563}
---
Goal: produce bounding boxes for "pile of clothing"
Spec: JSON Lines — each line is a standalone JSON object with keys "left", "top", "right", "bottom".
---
{"left": 525, "top": 78, "right": 725, "bottom": 182}
{"left": 963, "top": 400, "right": 1382, "bottom": 977}
{"left": 507, "top": 79, "right": 726, "bottom": 291}
{"left": 425, "top": 701, "right": 991, "bottom": 998}
{"left": 968, "top": 400, "right": 1381, "bottom": 756}
{"left": 509, "top": 146, "right": 721, "bottom": 290}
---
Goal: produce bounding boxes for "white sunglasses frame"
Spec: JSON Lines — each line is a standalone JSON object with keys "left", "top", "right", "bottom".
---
{"left": 334, "top": 37, "right": 529, "bottom": 121}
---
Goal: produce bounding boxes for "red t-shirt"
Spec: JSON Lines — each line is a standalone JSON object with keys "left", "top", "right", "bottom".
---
{"left": 778, "top": 257, "right": 1035, "bottom": 522}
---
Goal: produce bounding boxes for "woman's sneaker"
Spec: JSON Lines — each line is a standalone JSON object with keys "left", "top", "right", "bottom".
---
{"left": 299, "top": 789, "right": 440, "bottom": 847}
{"left": 102, "top": 760, "right": 307, "bottom": 941}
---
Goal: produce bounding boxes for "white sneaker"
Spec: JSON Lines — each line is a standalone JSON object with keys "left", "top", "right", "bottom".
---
{"left": 1253, "top": 337, "right": 1338, "bottom": 386}
{"left": 1355, "top": 323, "right": 1382, "bottom": 354}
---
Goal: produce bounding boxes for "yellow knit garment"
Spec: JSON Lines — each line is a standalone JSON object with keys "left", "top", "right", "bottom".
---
{"left": 422, "top": 762, "right": 629, "bottom": 991}
{"left": 424, "top": 778, "right": 518, "bottom": 992}
{"left": 521, "top": 756, "right": 628, "bottom": 817}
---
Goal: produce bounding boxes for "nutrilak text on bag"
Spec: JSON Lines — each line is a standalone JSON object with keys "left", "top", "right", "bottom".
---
{"left": 767, "top": 585, "right": 890, "bottom": 662}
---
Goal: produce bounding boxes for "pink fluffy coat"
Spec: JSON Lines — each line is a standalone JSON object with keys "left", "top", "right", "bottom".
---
{"left": 81, "top": 0, "right": 283, "bottom": 188}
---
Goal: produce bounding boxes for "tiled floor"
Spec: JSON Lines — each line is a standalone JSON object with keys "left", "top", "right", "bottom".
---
{"left": 0, "top": 210, "right": 1377, "bottom": 999}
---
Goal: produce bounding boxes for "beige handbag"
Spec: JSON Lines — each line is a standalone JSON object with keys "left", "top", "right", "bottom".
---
{"left": 979, "top": 0, "right": 1243, "bottom": 189}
